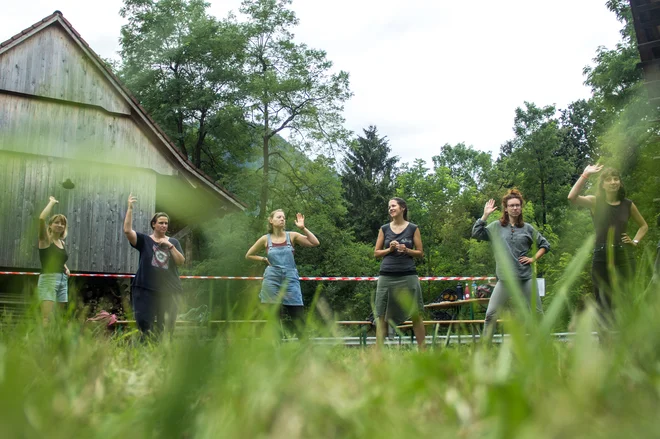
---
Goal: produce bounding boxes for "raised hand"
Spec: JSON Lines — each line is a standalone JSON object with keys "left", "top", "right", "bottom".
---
{"left": 48, "top": 196, "right": 59, "bottom": 204}
{"left": 294, "top": 213, "right": 305, "bottom": 229}
{"left": 127, "top": 193, "right": 137, "bottom": 209}
{"left": 583, "top": 164, "right": 603, "bottom": 177}
{"left": 483, "top": 199, "right": 498, "bottom": 217}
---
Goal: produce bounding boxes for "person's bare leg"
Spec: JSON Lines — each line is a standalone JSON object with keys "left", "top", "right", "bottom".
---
{"left": 41, "top": 300, "right": 54, "bottom": 325}
{"left": 411, "top": 314, "right": 426, "bottom": 350}
{"left": 376, "top": 316, "right": 387, "bottom": 348}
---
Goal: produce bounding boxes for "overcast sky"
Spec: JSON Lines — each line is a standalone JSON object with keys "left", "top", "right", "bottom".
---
{"left": 1, "top": 0, "right": 624, "bottom": 165}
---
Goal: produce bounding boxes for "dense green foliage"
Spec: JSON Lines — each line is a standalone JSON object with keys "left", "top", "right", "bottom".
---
{"left": 116, "top": 0, "right": 660, "bottom": 323}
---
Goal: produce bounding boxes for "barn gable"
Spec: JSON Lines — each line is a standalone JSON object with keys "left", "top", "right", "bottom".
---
{"left": 0, "top": 21, "right": 131, "bottom": 115}
{"left": 0, "top": 11, "right": 247, "bottom": 273}
{"left": 0, "top": 10, "right": 246, "bottom": 210}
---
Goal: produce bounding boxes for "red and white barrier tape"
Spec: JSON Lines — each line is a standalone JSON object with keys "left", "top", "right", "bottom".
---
{"left": 0, "top": 271, "right": 495, "bottom": 281}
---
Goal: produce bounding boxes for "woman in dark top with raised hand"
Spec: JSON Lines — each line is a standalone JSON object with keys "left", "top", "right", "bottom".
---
{"left": 124, "top": 193, "right": 185, "bottom": 338}
{"left": 373, "top": 198, "right": 425, "bottom": 350}
{"left": 568, "top": 165, "right": 648, "bottom": 320}
{"left": 472, "top": 189, "right": 550, "bottom": 341}
{"left": 38, "top": 196, "right": 70, "bottom": 324}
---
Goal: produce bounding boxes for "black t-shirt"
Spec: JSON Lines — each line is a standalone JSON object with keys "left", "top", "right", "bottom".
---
{"left": 379, "top": 223, "right": 418, "bottom": 276}
{"left": 39, "top": 243, "right": 68, "bottom": 274}
{"left": 131, "top": 232, "right": 183, "bottom": 294}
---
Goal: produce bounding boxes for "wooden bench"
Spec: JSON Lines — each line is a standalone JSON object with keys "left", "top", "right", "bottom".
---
{"left": 115, "top": 319, "right": 269, "bottom": 326}
{"left": 115, "top": 319, "right": 372, "bottom": 326}
{"left": 114, "top": 319, "right": 375, "bottom": 344}
{"left": 396, "top": 319, "right": 505, "bottom": 346}
{"left": 396, "top": 319, "right": 503, "bottom": 329}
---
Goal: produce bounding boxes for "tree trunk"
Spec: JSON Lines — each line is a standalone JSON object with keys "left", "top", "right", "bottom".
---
{"left": 193, "top": 113, "right": 206, "bottom": 168}
{"left": 259, "top": 104, "right": 270, "bottom": 219}
{"left": 176, "top": 113, "right": 188, "bottom": 157}
{"left": 185, "top": 232, "right": 193, "bottom": 269}
{"left": 540, "top": 177, "right": 547, "bottom": 226}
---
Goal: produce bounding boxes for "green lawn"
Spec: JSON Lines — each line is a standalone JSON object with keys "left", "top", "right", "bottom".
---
{"left": 2, "top": 285, "right": 660, "bottom": 439}
{"left": 2, "top": 243, "right": 660, "bottom": 438}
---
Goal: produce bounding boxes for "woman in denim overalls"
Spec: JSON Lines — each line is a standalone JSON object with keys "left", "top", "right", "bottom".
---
{"left": 246, "top": 209, "right": 320, "bottom": 334}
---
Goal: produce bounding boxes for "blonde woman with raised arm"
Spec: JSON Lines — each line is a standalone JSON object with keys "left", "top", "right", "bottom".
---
{"left": 37, "top": 196, "right": 70, "bottom": 324}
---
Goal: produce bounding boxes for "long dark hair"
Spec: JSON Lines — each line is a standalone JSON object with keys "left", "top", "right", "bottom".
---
{"left": 499, "top": 189, "right": 524, "bottom": 228}
{"left": 390, "top": 197, "right": 408, "bottom": 221}
{"left": 596, "top": 167, "right": 625, "bottom": 203}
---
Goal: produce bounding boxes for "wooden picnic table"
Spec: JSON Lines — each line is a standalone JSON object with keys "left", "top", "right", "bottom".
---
{"left": 424, "top": 298, "right": 490, "bottom": 320}
{"left": 424, "top": 298, "right": 490, "bottom": 309}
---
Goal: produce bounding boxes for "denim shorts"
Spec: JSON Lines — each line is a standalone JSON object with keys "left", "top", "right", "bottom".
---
{"left": 37, "top": 273, "right": 68, "bottom": 302}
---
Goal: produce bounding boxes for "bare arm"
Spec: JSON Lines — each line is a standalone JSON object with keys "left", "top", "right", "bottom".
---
{"left": 123, "top": 193, "right": 137, "bottom": 247}
{"left": 622, "top": 202, "right": 648, "bottom": 246}
{"left": 292, "top": 213, "right": 320, "bottom": 247}
{"left": 374, "top": 228, "right": 396, "bottom": 258}
{"left": 168, "top": 241, "right": 186, "bottom": 266}
{"left": 291, "top": 230, "right": 319, "bottom": 247}
{"left": 245, "top": 235, "right": 269, "bottom": 265}
{"left": 38, "top": 196, "right": 58, "bottom": 248}
{"left": 568, "top": 165, "right": 602, "bottom": 209}
{"left": 399, "top": 227, "right": 424, "bottom": 259}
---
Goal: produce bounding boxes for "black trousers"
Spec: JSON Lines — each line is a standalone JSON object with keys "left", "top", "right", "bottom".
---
{"left": 262, "top": 303, "right": 305, "bottom": 337}
{"left": 591, "top": 246, "right": 635, "bottom": 318}
{"left": 131, "top": 286, "right": 177, "bottom": 338}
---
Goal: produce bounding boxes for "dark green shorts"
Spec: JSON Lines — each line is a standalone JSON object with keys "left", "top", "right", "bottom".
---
{"left": 373, "top": 274, "right": 424, "bottom": 325}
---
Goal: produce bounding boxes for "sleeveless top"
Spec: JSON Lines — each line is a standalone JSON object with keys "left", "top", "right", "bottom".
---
{"left": 39, "top": 243, "right": 68, "bottom": 274}
{"left": 379, "top": 223, "right": 418, "bottom": 276}
{"left": 593, "top": 198, "right": 632, "bottom": 246}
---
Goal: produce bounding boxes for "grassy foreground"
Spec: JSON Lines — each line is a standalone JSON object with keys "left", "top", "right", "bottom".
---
{"left": 1, "top": 246, "right": 660, "bottom": 438}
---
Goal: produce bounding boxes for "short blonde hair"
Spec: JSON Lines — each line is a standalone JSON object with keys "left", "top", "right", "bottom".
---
{"left": 48, "top": 214, "right": 68, "bottom": 240}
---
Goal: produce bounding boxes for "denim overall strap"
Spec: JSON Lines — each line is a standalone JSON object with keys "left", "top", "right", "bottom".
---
{"left": 260, "top": 232, "right": 303, "bottom": 306}
{"left": 265, "top": 233, "right": 296, "bottom": 269}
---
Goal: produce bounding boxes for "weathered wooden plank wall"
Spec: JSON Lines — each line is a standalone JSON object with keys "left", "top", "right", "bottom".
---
{"left": 0, "top": 24, "right": 130, "bottom": 114}
{"left": 0, "top": 94, "right": 177, "bottom": 175}
{"left": 0, "top": 19, "right": 231, "bottom": 275}
{"left": 0, "top": 150, "right": 157, "bottom": 273}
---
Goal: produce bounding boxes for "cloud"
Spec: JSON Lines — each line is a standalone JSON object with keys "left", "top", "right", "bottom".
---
{"left": 1, "top": 0, "right": 623, "bottom": 165}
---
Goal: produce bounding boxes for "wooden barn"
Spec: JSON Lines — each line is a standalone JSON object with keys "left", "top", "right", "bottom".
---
{"left": 0, "top": 11, "right": 246, "bottom": 284}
